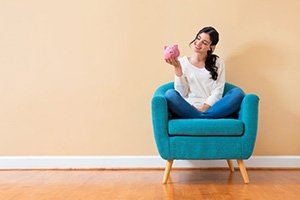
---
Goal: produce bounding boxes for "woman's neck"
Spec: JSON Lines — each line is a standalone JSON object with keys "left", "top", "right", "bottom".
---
{"left": 192, "top": 52, "right": 207, "bottom": 61}
{"left": 188, "top": 53, "right": 207, "bottom": 68}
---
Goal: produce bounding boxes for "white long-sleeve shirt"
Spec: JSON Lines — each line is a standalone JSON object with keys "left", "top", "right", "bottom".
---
{"left": 174, "top": 56, "right": 225, "bottom": 108}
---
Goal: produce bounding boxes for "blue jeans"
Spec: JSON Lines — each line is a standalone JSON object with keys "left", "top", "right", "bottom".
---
{"left": 164, "top": 88, "right": 245, "bottom": 119}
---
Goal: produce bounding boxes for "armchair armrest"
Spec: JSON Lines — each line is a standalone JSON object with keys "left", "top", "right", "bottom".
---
{"left": 238, "top": 94, "right": 260, "bottom": 158}
{"left": 151, "top": 82, "right": 173, "bottom": 159}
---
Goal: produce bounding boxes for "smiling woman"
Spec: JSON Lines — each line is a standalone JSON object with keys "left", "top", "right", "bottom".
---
{"left": 189, "top": 27, "right": 219, "bottom": 81}
{"left": 164, "top": 26, "right": 245, "bottom": 119}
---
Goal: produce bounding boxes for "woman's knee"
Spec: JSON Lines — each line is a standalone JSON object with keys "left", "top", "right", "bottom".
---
{"left": 235, "top": 88, "right": 245, "bottom": 99}
{"left": 164, "top": 89, "right": 179, "bottom": 100}
{"left": 228, "top": 87, "right": 245, "bottom": 98}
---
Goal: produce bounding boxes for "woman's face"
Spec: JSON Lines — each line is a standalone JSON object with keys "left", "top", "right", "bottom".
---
{"left": 192, "top": 32, "right": 214, "bottom": 55}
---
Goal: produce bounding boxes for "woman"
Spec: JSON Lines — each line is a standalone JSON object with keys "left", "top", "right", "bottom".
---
{"left": 164, "top": 26, "right": 245, "bottom": 119}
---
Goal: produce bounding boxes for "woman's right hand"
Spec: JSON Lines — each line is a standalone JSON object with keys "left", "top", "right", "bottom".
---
{"left": 165, "top": 57, "right": 181, "bottom": 68}
{"left": 165, "top": 57, "right": 183, "bottom": 76}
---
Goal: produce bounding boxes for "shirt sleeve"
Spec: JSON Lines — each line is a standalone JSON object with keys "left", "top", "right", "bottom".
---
{"left": 174, "top": 74, "right": 189, "bottom": 98}
{"left": 204, "top": 59, "right": 225, "bottom": 106}
{"left": 174, "top": 57, "right": 189, "bottom": 98}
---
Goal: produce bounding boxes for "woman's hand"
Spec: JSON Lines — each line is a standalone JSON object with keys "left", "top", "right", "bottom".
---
{"left": 195, "top": 104, "right": 211, "bottom": 112}
{"left": 165, "top": 57, "right": 182, "bottom": 76}
{"left": 195, "top": 107, "right": 205, "bottom": 112}
{"left": 165, "top": 57, "right": 181, "bottom": 68}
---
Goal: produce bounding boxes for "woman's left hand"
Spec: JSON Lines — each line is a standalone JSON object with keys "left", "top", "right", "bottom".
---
{"left": 195, "top": 107, "right": 203, "bottom": 112}
{"left": 196, "top": 104, "right": 211, "bottom": 112}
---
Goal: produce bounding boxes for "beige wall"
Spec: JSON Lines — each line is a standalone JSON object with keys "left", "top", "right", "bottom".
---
{"left": 0, "top": 0, "right": 299, "bottom": 156}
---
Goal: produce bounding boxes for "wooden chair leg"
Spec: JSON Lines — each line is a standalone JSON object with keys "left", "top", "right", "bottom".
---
{"left": 227, "top": 160, "right": 235, "bottom": 172}
{"left": 237, "top": 159, "right": 249, "bottom": 184}
{"left": 162, "top": 160, "right": 173, "bottom": 184}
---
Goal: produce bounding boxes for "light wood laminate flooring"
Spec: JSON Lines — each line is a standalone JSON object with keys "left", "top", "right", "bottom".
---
{"left": 0, "top": 169, "right": 300, "bottom": 200}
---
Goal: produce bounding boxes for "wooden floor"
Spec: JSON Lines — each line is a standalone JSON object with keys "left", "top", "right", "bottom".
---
{"left": 0, "top": 169, "right": 300, "bottom": 200}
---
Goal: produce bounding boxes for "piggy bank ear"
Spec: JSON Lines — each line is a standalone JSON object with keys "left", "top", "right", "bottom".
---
{"left": 164, "top": 46, "right": 168, "bottom": 50}
{"left": 174, "top": 44, "right": 178, "bottom": 48}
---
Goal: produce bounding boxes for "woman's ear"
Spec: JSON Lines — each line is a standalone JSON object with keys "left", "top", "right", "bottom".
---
{"left": 210, "top": 45, "right": 216, "bottom": 52}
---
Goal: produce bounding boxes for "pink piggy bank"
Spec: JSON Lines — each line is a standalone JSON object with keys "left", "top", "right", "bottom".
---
{"left": 164, "top": 44, "right": 180, "bottom": 59}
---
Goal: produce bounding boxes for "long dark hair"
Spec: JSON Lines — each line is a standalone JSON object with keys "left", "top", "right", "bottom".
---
{"left": 189, "top": 26, "right": 219, "bottom": 80}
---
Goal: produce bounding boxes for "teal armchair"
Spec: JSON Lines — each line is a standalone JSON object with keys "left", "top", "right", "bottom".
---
{"left": 151, "top": 82, "right": 259, "bottom": 184}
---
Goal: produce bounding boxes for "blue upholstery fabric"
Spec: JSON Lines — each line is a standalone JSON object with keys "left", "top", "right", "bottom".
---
{"left": 168, "top": 119, "right": 244, "bottom": 136}
{"left": 151, "top": 82, "right": 259, "bottom": 160}
{"left": 170, "top": 136, "right": 242, "bottom": 159}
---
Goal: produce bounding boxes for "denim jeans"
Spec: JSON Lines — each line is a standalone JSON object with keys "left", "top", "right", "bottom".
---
{"left": 164, "top": 87, "right": 245, "bottom": 119}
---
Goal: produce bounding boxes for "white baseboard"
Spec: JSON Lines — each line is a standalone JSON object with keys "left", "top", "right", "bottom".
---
{"left": 0, "top": 156, "right": 299, "bottom": 169}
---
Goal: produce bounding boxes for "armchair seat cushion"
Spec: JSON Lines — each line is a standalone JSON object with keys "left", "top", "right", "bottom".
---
{"left": 168, "top": 119, "right": 244, "bottom": 136}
